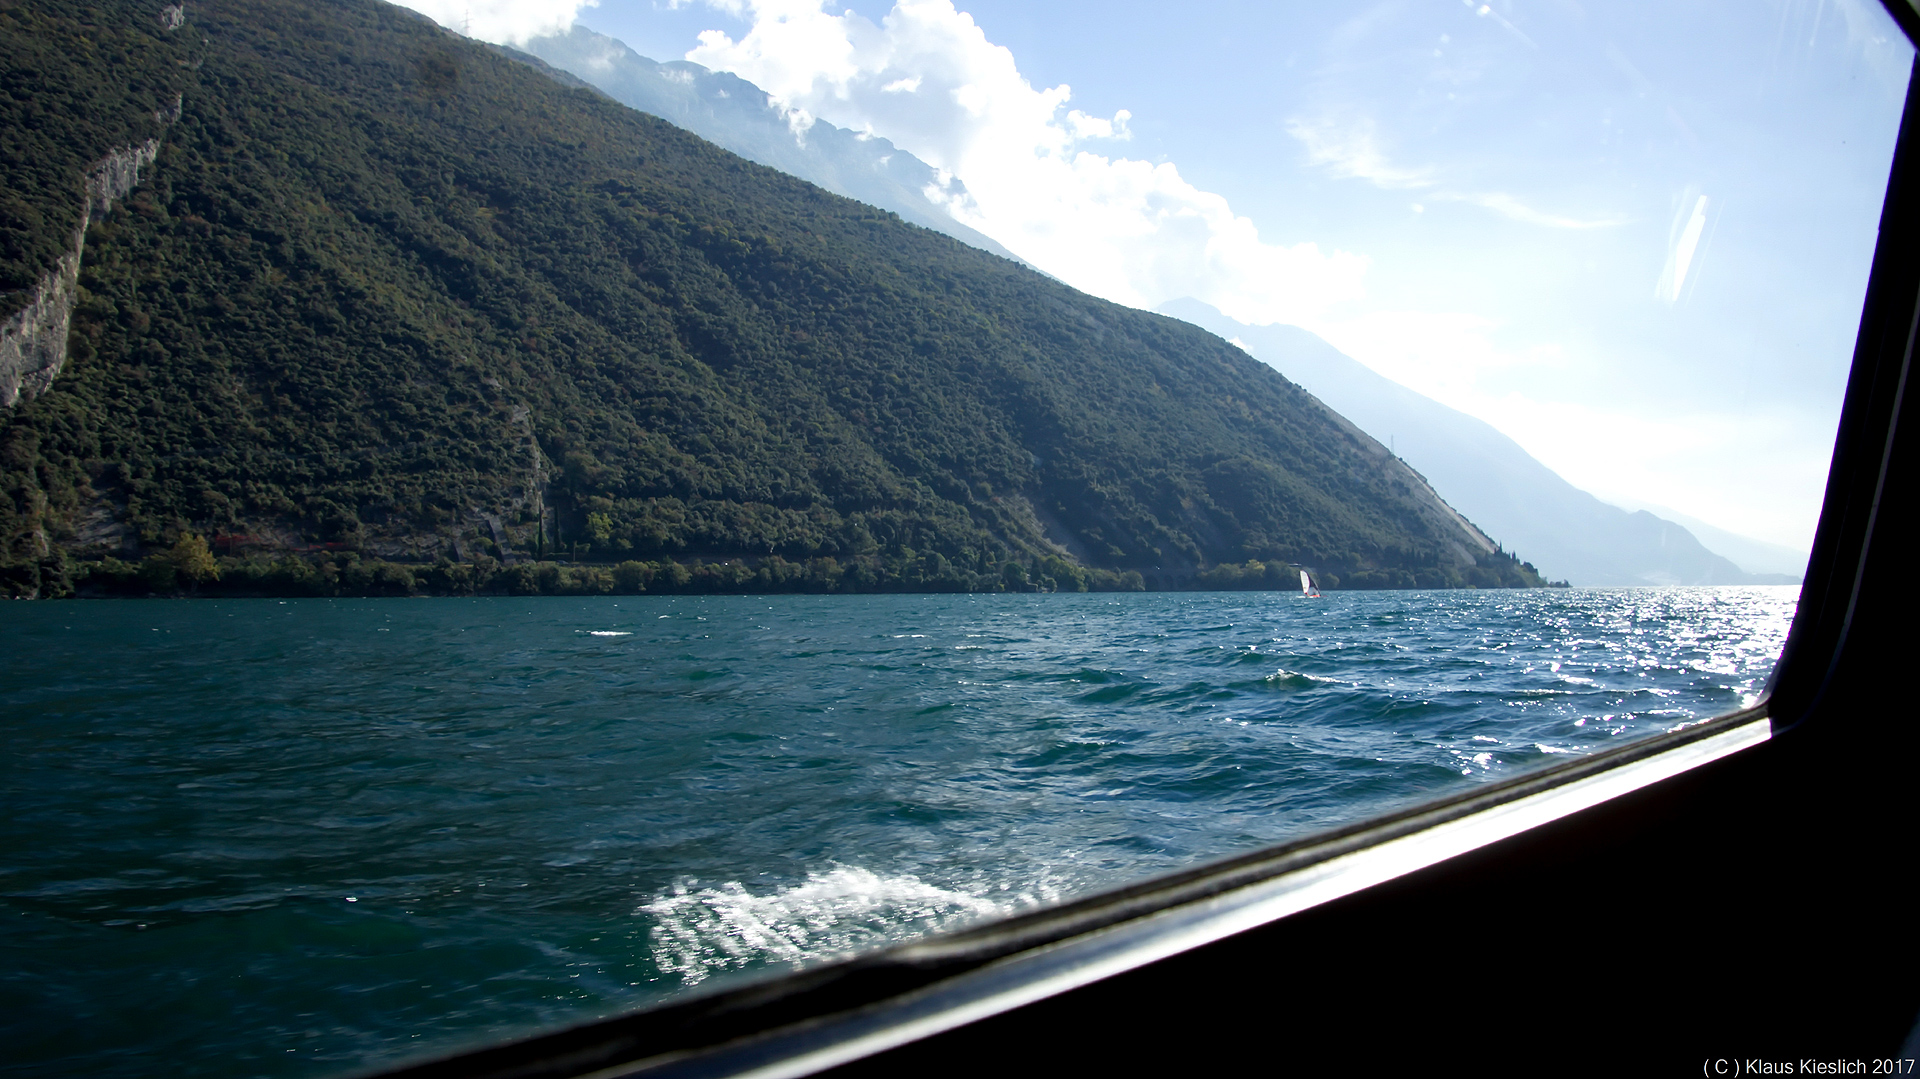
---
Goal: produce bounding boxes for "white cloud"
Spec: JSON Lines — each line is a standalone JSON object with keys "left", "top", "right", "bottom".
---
{"left": 1439, "top": 191, "right": 1626, "bottom": 230}
{"left": 393, "top": 0, "right": 597, "bottom": 46}
{"left": 1286, "top": 115, "right": 1624, "bottom": 229}
{"left": 1286, "top": 117, "right": 1435, "bottom": 190}
{"left": 682, "top": 0, "right": 1368, "bottom": 326}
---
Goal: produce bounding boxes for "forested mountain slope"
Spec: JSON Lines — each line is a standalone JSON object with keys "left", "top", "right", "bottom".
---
{"left": 0, "top": 0, "right": 1544, "bottom": 597}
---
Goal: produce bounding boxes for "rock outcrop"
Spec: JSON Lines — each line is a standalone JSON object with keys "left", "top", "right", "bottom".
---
{"left": 0, "top": 126, "right": 170, "bottom": 410}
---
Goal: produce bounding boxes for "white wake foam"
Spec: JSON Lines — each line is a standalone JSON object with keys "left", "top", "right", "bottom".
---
{"left": 639, "top": 867, "right": 1010, "bottom": 985}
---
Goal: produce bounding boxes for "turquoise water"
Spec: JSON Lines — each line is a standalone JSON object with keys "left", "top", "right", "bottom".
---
{"left": 0, "top": 588, "right": 1794, "bottom": 1076}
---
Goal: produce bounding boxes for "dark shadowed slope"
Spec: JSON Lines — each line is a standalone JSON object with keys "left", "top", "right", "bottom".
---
{"left": 1158, "top": 299, "right": 1793, "bottom": 586}
{"left": 0, "top": 0, "right": 1543, "bottom": 597}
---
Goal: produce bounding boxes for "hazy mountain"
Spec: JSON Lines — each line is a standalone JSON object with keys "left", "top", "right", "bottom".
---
{"left": 0, "top": 0, "right": 1547, "bottom": 598}
{"left": 1596, "top": 498, "right": 1809, "bottom": 579}
{"left": 515, "top": 25, "right": 1028, "bottom": 267}
{"left": 1157, "top": 299, "right": 1795, "bottom": 586}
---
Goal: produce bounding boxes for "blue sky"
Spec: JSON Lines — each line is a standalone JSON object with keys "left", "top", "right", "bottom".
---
{"left": 400, "top": 0, "right": 1911, "bottom": 549}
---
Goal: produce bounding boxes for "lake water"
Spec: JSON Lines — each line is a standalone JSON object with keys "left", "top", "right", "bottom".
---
{"left": 0, "top": 587, "right": 1795, "bottom": 1077}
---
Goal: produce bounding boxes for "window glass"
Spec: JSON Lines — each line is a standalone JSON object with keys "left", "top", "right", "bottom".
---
{"left": 0, "top": 3, "right": 1909, "bottom": 1077}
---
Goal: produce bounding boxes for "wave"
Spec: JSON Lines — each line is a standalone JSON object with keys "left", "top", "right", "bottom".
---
{"left": 639, "top": 867, "right": 1009, "bottom": 985}
{"left": 1249, "top": 668, "right": 1338, "bottom": 691}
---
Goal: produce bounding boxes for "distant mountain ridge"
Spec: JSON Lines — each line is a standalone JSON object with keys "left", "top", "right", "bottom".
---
{"left": 1158, "top": 299, "right": 1799, "bottom": 586}
{"left": 515, "top": 26, "right": 1030, "bottom": 268}
{"left": 1595, "top": 497, "right": 1810, "bottom": 579}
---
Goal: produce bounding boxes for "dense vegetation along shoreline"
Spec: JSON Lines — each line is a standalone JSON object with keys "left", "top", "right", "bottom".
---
{"left": 0, "top": 0, "right": 1551, "bottom": 599}
{"left": 55, "top": 533, "right": 1564, "bottom": 597}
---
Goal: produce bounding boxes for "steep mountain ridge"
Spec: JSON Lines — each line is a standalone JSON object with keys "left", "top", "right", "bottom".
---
{"left": 0, "top": 0, "right": 1543, "bottom": 597}
{"left": 515, "top": 25, "right": 1029, "bottom": 268}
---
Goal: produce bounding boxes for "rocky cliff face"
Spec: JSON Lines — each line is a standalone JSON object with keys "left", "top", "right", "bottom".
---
{"left": 0, "top": 0, "right": 186, "bottom": 411}
{"left": 0, "top": 136, "right": 167, "bottom": 409}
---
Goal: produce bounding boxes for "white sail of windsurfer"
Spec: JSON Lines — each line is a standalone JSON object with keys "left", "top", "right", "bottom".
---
{"left": 1299, "top": 569, "right": 1321, "bottom": 598}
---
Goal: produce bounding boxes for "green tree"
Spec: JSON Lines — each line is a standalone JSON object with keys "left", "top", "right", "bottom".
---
{"left": 1001, "top": 561, "right": 1029, "bottom": 592}
{"left": 168, "top": 534, "right": 219, "bottom": 584}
